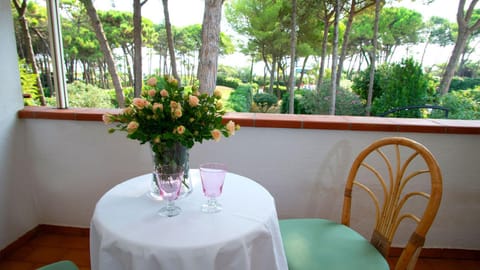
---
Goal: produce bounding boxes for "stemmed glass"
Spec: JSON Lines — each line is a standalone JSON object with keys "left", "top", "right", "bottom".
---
{"left": 155, "top": 169, "right": 183, "bottom": 217}
{"left": 200, "top": 163, "right": 227, "bottom": 213}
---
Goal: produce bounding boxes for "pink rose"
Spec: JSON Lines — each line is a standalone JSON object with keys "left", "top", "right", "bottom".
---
{"left": 146, "top": 77, "right": 157, "bottom": 86}
{"left": 127, "top": 121, "right": 139, "bottom": 134}
{"left": 153, "top": 103, "right": 163, "bottom": 111}
{"left": 160, "top": 89, "right": 169, "bottom": 97}
{"left": 211, "top": 129, "right": 222, "bottom": 142}
{"left": 132, "top": 98, "right": 147, "bottom": 109}
{"left": 189, "top": 95, "right": 200, "bottom": 107}
{"left": 148, "top": 89, "right": 156, "bottom": 97}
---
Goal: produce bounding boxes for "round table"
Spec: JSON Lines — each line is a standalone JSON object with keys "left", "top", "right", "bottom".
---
{"left": 90, "top": 170, "right": 288, "bottom": 270}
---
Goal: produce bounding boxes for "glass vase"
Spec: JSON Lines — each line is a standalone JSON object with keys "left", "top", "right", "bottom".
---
{"left": 150, "top": 142, "right": 192, "bottom": 199}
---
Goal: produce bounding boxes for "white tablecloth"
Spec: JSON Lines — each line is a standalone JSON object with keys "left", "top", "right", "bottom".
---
{"left": 90, "top": 170, "right": 288, "bottom": 270}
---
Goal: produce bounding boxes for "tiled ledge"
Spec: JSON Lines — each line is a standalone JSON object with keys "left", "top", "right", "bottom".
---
{"left": 18, "top": 106, "right": 480, "bottom": 134}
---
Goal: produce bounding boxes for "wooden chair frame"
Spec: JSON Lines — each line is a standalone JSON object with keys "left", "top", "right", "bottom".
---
{"left": 342, "top": 137, "right": 443, "bottom": 270}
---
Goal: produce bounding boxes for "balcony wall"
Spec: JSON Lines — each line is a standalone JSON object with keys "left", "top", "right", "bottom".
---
{"left": 17, "top": 116, "right": 480, "bottom": 251}
{"left": 0, "top": 1, "right": 39, "bottom": 252}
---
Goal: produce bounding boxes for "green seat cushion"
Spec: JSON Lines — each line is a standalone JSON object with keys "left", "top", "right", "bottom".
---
{"left": 280, "top": 219, "right": 389, "bottom": 270}
{"left": 36, "top": 260, "right": 79, "bottom": 270}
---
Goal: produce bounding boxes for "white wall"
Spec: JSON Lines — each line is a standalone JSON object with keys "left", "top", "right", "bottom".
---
{"left": 0, "top": 3, "right": 39, "bottom": 250}
{"left": 21, "top": 119, "right": 480, "bottom": 250}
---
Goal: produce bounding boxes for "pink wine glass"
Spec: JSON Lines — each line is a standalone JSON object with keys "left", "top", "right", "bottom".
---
{"left": 155, "top": 170, "right": 183, "bottom": 217}
{"left": 200, "top": 163, "right": 227, "bottom": 213}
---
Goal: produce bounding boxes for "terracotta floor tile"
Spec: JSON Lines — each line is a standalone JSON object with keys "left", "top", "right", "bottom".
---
{"left": 62, "top": 249, "right": 91, "bottom": 267}
{"left": 24, "top": 247, "right": 67, "bottom": 264}
{"left": 0, "top": 260, "right": 34, "bottom": 270}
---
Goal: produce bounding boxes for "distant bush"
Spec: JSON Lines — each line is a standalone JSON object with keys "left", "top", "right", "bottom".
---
{"left": 227, "top": 84, "right": 253, "bottom": 112}
{"left": 217, "top": 75, "right": 240, "bottom": 89}
{"left": 280, "top": 90, "right": 308, "bottom": 114}
{"left": 67, "top": 81, "right": 114, "bottom": 108}
{"left": 438, "top": 88, "right": 480, "bottom": 119}
{"left": 449, "top": 77, "right": 480, "bottom": 91}
{"left": 108, "top": 86, "right": 134, "bottom": 108}
{"left": 351, "top": 64, "right": 389, "bottom": 101}
{"left": 253, "top": 93, "right": 278, "bottom": 113}
{"left": 299, "top": 82, "right": 365, "bottom": 116}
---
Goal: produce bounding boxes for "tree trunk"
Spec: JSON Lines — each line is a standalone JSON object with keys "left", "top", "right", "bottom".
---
{"left": 288, "top": 0, "right": 297, "bottom": 114}
{"left": 162, "top": 0, "right": 181, "bottom": 85}
{"left": 316, "top": 8, "right": 331, "bottom": 91}
{"left": 438, "top": 0, "right": 480, "bottom": 95}
{"left": 297, "top": 55, "right": 309, "bottom": 90}
{"left": 133, "top": 0, "right": 143, "bottom": 97}
{"left": 366, "top": 0, "right": 381, "bottom": 116}
{"left": 330, "top": 0, "right": 342, "bottom": 115}
{"left": 336, "top": 0, "right": 374, "bottom": 87}
{"left": 198, "top": 0, "right": 224, "bottom": 94}
{"left": 13, "top": 0, "right": 46, "bottom": 106}
{"left": 80, "top": 0, "right": 125, "bottom": 107}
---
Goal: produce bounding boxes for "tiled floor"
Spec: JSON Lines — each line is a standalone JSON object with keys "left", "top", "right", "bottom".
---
{"left": 0, "top": 230, "right": 479, "bottom": 270}
{"left": 0, "top": 231, "right": 90, "bottom": 270}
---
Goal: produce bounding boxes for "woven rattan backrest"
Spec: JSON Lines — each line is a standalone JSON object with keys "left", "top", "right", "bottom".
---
{"left": 341, "top": 137, "right": 442, "bottom": 270}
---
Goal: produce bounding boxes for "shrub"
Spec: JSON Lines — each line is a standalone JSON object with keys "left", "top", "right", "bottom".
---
{"left": 67, "top": 81, "right": 114, "bottom": 108}
{"left": 371, "top": 58, "right": 430, "bottom": 117}
{"left": 449, "top": 77, "right": 480, "bottom": 91}
{"left": 227, "top": 84, "right": 253, "bottom": 112}
{"left": 351, "top": 64, "right": 389, "bottom": 101}
{"left": 108, "top": 87, "right": 134, "bottom": 108}
{"left": 253, "top": 93, "right": 278, "bottom": 113}
{"left": 280, "top": 90, "right": 308, "bottom": 114}
{"left": 216, "top": 75, "right": 240, "bottom": 89}
{"left": 299, "top": 82, "right": 365, "bottom": 116}
{"left": 438, "top": 89, "right": 480, "bottom": 119}
{"left": 18, "top": 59, "right": 40, "bottom": 106}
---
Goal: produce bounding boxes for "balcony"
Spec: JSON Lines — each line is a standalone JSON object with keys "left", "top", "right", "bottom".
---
{"left": 1, "top": 2, "right": 480, "bottom": 268}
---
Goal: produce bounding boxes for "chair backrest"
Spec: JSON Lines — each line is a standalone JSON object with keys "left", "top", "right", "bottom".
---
{"left": 341, "top": 137, "right": 442, "bottom": 270}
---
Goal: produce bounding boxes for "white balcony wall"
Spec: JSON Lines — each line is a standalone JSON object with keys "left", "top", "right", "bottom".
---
{"left": 21, "top": 119, "right": 480, "bottom": 250}
{"left": 0, "top": 3, "right": 39, "bottom": 251}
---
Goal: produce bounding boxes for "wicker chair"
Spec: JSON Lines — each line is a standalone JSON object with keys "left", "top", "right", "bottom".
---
{"left": 280, "top": 137, "right": 443, "bottom": 270}
{"left": 36, "top": 260, "right": 79, "bottom": 270}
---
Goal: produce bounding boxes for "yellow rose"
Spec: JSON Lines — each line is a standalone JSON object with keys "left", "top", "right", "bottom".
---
{"left": 226, "top": 120, "right": 236, "bottom": 136}
{"left": 213, "top": 89, "right": 222, "bottom": 98}
{"left": 216, "top": 101, "right": 223, "bottom": 110}
{"left": 175, "top": 109, "right": 183, "bottom": 118}
{"left": 177, "top": 125, "right": 186, "bottom": 134}
{"left": 102, "top": 113, "right": 113, "bottom": 125}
